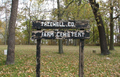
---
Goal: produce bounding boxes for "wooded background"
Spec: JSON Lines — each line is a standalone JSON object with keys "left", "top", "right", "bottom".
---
{"left": 0, "top": 0, "right": 120, "bottom": 46}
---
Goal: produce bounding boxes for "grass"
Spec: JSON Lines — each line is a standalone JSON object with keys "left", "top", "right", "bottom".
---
{"left": 0, "top": 45, "right": 120, "bottom": 77}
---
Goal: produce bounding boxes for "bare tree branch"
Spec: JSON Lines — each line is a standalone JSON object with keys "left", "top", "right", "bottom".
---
{"left": 77, "top": 2, "right": 89, "bottom": 18}
{"left": 61, "top": 0, "right": 74, "bottom": 16}
{"left": 113, "top": 13, "right": 120, "bottom": 19}
{"left": 0, "top": 6, "right": 5, "bottom": 11}
{"left": 78, "top": 0, "right": 82, "bottom": 6}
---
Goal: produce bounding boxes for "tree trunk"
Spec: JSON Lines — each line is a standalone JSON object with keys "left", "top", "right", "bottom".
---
{"left": 119, "top": 17, "right": 120, "bottom": 33}
{"left": 118, "top": 17, "right": 120, "bottom": 43}
{"left": 66, "top": 39, "right": 69, "bottom": 46}
{"left": 57, "top": 0, "right": 63, "bottom": 54}
{"left": 89, "top": 0, "right": 110, "bottom": 55}
{"left": 28, "top": 1, "right": 32, "bottom": 45}
{"left": 93, "top": 24, "right": 95, "bottom": 43}
{"left": 6, "top": 0, "right": 19, "bottom": 64}
{"left": 107, "top": 26, "right": 109, "bottom": 45}
{"left": 59, "top": 39, "right": 63, "bottom": 53}
{"left": 73, "top": 39, "right": 77, "bottom": 46}
{"left": 109, "top": 2, "right": 114, "bottom": 50}
{"left": 5, "top": 2, "right": 8, "bottom": 45}
{"left": 28, "top": 19, "right": 31, "bottom": 45}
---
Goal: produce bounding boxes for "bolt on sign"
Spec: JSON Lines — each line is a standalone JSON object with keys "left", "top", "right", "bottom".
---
{"left": 32, "top": 20, "right": 90, "bottom": 77}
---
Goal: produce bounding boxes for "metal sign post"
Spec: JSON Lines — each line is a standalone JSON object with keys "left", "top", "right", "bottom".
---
{"left": 32, "top": 20, "right": 90, "bottom": 77}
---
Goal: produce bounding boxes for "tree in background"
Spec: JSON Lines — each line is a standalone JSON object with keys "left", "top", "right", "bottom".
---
{"left": 56, "top": 0, "right": 82, "bottom": 53}
{"left": 16, "top": 0, "right": 45, "bottom": 45}
{"left": 89, "top": 0, "right": 110, "bottom": 55}
{"left": 0, "top": 1, "right": 11, "bottom": 45}
{"left": 6, "top": 0, "right": 19, "bottom": 65}
{"left": 98, "top": 0, "right": 120, "bottom": 50}
{"left": 0, "top": 20, "right": 6, "bottom": 44}
{"left": 57, "top": 0, "right": 63, "bottom": 54}
{"left": 109, "top": 0, "right": 120, "bottom": 50}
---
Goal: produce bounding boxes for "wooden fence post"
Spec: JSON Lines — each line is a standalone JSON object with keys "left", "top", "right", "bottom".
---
{"left": 36, "top": 39, "right": 41, "bottom": 77}
{"left": 79, "top": 39, "right": 84, "bottom": 77}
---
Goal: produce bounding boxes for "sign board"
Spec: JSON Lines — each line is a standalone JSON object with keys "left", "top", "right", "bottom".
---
{"left": 32, "top": 20, "right": 90, "bottom": 39}
{"left": 32, "top": 20, "right": 90, "bottom": 29}
{"left": 32, "top": 30, "right": 89, "bottom": 39}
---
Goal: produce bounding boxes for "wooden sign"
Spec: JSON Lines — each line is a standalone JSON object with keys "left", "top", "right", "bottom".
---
{"left": 32, "top": 20, "right": 90, "bottom": 29}
{"left": 32, "top": 30, "right": 90, "bottom": 39}
{"left": 32, "top": 20, "right": 90, "bottom": 77}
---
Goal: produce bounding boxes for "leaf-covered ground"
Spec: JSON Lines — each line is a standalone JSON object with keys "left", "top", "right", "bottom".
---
{"left": 0, "top": 45, "right": 120, "bottom": 77}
